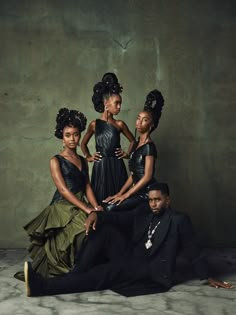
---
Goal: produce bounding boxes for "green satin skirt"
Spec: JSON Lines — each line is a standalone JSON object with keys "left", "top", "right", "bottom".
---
{"left": 24, "top": 192, "right": 88, "bottom": 277}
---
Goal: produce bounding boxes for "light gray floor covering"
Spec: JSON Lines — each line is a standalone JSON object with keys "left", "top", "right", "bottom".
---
{"left": 0, "top": 248, "right": 236, "bottom": 315}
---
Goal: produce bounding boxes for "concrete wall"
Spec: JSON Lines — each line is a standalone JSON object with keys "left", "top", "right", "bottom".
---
{"left": 0, "top": 0, "right": 235, "bottom": 247}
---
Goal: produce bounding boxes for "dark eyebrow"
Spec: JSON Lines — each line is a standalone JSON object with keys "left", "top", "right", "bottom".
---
{"left": 138, "top": 115, "right": 150, "bottom": 119}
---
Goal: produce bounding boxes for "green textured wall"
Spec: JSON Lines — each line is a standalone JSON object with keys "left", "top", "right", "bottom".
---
{"left": 0, "top": 0, "right": 235, "bottom": 247}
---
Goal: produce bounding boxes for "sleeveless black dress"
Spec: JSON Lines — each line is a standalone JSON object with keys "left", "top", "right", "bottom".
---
{"left": 23, "top": 155, "right": 89, "bottom": 277}
{"left": 104, "top": 142, "right": 158, "bottom": 212}
{"left": 91, "top": 119, "right": 128, "bottom": 204}
{"left": 50, "top": 155, "right": 88, "bottom": 204}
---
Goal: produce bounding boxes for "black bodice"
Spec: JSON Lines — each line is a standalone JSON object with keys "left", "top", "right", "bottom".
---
{"left": 129, "top": 142, "right": 157, "bottom": 193}
{"left": 50, "top": 155, "right": 88, "bottom": 204}
{"left": 95, "top": 119, "right": 121, "bottom": 157}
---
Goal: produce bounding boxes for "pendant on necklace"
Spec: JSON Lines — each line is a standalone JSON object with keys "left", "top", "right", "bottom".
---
{"left": 145, "top": 239, "right": 152, "bottom": 249}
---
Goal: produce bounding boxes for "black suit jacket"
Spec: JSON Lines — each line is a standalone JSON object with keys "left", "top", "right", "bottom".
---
{"left": 98, "top": 204, "right": 209, "bottom": 296}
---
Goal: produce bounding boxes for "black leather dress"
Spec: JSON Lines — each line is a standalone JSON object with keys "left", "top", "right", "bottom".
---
{"left": 51, "top": 155, "right": 88, "bottom": 204}
{"left": 91, "top": 119, "right": 128, "bottom": 204}
{"left": 104, "top": 141, "right": 158, "bottom": 212}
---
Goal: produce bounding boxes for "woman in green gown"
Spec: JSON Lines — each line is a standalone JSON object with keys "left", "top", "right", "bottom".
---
{"left": 14, "top": 108, "right": 102, "bottom": 280}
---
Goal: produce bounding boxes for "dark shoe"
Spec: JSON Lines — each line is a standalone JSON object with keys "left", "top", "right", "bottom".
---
{"left": 24, "top": 261, "right": 43, "bottom": 297}
{"left": 14, "top": 271, "right": 25, "bottom": 282}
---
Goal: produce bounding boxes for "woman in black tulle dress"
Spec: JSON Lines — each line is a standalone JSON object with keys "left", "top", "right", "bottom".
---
{"left": 81, "top": 73, "right": 135, "bottom": 204}
{"left": 103, "top": 89, "right": 164, "bottom": 212}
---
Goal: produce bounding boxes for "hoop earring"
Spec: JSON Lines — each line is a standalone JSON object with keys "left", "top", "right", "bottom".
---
{"left": 149, "top": 126, "right": 154, "bottom": 136}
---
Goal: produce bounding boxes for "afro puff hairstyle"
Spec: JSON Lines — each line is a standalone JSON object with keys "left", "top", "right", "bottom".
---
{"left": 54, "top": 108, "right": 87, "bottom": 139}
{"left": 143, "top": 89, "right": 164, "bottom": 132}
{"left": 92, "top": 72, "right": 123, "bottom": 113}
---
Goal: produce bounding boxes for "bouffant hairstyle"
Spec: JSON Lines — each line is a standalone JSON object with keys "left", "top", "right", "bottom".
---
{"left": 92, "top": 72, "right": 123, "bottom": 113}
{"left": 54, "top": 108, "right": 87, "bottom": 139}
{"left": 143, "top": 89, "right": 164, "bottom": 133}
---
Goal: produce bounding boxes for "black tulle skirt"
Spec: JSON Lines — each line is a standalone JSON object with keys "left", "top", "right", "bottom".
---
{"left": 91, "top": 157, "right": 128, "bottom": 204}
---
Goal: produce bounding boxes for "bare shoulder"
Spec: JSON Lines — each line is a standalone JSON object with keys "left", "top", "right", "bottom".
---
{"left": 89, "top": 120, "right": 96, "bottom": 126}
{"left": 88, "top": 120, "right": 96, "bottom": 131}
{"left": 115, "top": 119, "right": 128, "bottom": 130}
{"left": 50, "top": 155, "right": 60, "bottom": 167}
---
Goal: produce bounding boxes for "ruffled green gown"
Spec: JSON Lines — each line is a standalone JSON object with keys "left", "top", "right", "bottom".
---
{"left": 23, "top": 155, "right": 89, "bottom": 277}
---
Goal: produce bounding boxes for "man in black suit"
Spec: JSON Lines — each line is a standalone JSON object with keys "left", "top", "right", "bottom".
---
{"left": 24, "top": 183, "right": 232, "bottom": 297}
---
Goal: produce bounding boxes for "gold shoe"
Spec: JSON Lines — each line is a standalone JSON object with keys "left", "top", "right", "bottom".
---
{"left": 24, "top": 261, "right": 44, "bottom": 297}
{"left": 24, "top": 261, "right": 31, "bottom": 297}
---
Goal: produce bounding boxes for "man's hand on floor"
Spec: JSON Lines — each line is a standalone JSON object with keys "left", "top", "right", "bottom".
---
{"left": 207, "top": 278, "right": 233, "bottom": 289}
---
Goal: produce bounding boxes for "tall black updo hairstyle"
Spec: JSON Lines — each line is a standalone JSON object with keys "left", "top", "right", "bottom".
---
{"left": 54, "top": 108, "right": 87, "bottom": 139}
{"left": 143, "top": 89, "right": 164, "bottom": 133}
{"left": 92, "top": 72, "right": 123, "bottom": 113}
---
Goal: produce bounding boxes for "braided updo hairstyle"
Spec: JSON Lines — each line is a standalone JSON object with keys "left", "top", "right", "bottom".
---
{"left": 143, "top": 89, "right": 164, "bottom": 133}
{"left": 92, "top": 72, "right": 123, "bottom": 113}
{"left": 54, "top": 108, "right": 87, "bottom": 139}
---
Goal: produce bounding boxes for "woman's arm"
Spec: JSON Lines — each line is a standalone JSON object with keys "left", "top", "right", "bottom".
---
{"left": 103, "top": 174, "right": 133, "bottom": 202}
{"left": 81, "top": 121, "right": 102, "bottom": 162}
{"left": 119, "top": 174, "right": 134, "bottom": 194}
{"left": 50, "top": 157, "right": 93, "bottom": 214}
{"left": 83, "top": 159, "right": 103, "bottom": 210}
{"left": 106, "top": 156, "right": 155, "bottom": 205}
{"left": 85, "top": 182, "right": 103, "bottom": 211}
{"left": 115, "top": 120, "right": 135, "bottom": 159}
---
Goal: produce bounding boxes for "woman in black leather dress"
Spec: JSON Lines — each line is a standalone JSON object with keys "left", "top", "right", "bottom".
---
{"left": 103, "top": 90, "right": 164, "bottom": 211}
{"left": 81, "top": 73, "right": 135, "bottom": 204}
{"left": 14, "top": 108, "right": 102, "bottom": 280}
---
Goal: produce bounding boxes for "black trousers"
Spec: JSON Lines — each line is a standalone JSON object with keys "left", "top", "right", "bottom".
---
{"left": 74, "top": 224, "right": 127, "bottom": 272}
{"left": 42, "top": 225, "right": 149, "bottom": 296}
